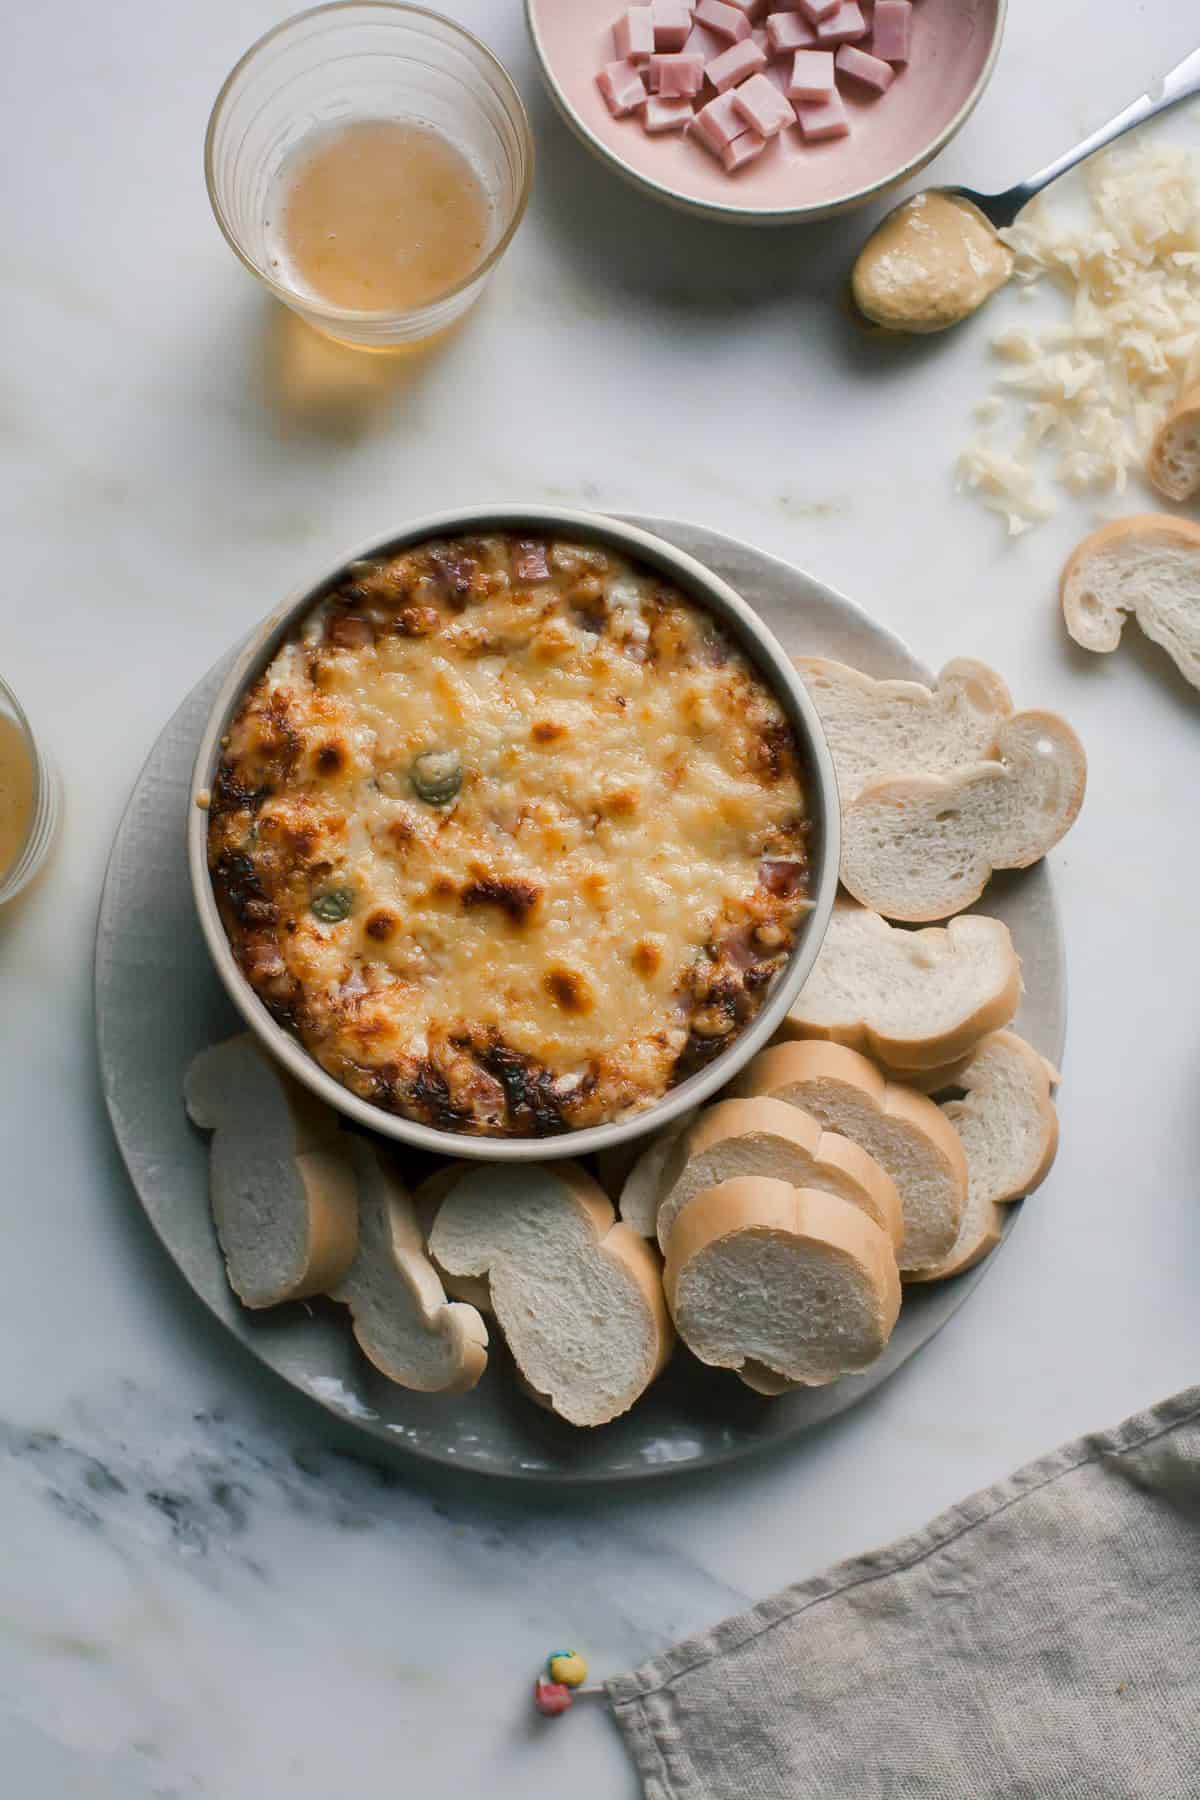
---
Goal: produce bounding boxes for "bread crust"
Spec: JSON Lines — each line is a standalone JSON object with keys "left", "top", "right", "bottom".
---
{"left": 731, "top": 1040, "right": 968, "bottom": 1274}
{"left": 1061, "top": 514, "right": 1200, "bottom": 680}
{"left": 656, "top": 1094, "right": 903, "bottom": 1252}
{"left": 908, "top": 1030, "right": 1059, "bottom": 1285}
{"left": 840, "top": 711, "right": 1087, "bottom": 921}
{"left": 1148, "top": 388, "right": 1200, "bottom": 503}
{"left": 782, "top": 903, "right": 1022, "bottom": 1071}
{"left": 663, "top": 1177, "right": 901, "bottom": 1380}
{"left": 430, "top": 1161, "right": 673, "bottom": 1425}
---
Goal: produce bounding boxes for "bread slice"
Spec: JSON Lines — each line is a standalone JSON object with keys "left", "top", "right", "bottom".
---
{"left": 617, "top": 1118, "right": 691, "bottom": 1238}
{"left": 731, "top": 1041, "right": 966, "bottom": 1276}
{"left": 794, "top": 657, "right": 1013, "bottom": 805}
{"left": 1148, "top": 387, "right": 1200, "bottom": 503}
{"left": 428, "top": 1162, "right": 673, "bottom": 1428}
{"left": 1061, "top": 515, "right": 1200, "bottom": 691}
{"left": 335, "top": 1144, "right": 488, "bottom": 1393}
{"left": 911, "top": 1030, "right": 1059, "bottom": 1283}
{"left": 782, "top": 900, "right": 1021, "bottom": 1072}
{"left": 412, "top": 1164, "right": 493, "bottom": 1314}
{"left": 184, "top": 1035, "right": 358, "bottom": 1309}
{"left": 885, "top": 1054, "right": 974, "bottom": 1095}
{"left": 739, "top": 1360, "right": 837, "bottom": 1396}
{"left": 655, "top": 1095, "right": 902, "bottom": 1254}
{"left": 663, "top": 1178, "right": 901, "bottom": 1384}
{"left": 840, "top": 711, "right": 1087, "bottom": 922}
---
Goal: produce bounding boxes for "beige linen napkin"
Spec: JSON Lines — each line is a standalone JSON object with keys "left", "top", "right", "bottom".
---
{"left": 609, "top": 1389, "right": 1200, "bottom": 1798}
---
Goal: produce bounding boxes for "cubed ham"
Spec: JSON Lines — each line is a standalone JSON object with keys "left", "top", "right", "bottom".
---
{"left": 722, "top": 129, "right": 768, "bottom": 171}
{"left": 786, "top": 48, "right": 834, "bottom": 98}
{"left": 706, "top": 36, "right": 767, "bottom": 92}
{"left": 650, "top": 50, "right": 705, "bottom": 94}
{"left": 596, "top": 59, "right": 649, "bottom": 116}
{"left": 691, "top": 87, "right": 746, "bottom": 152}
{"left": 796, "top": 0, "right": 841, "bottom": 20}
{"left": 693, "top": 0, "right": 752, "bottom": 42}
{"left": 814, "top": 2, "right": 866, "bottom": 45}
{"left": 836, "top": 44, "right": 895, "bottom": 92}
{"left": 722, "top": 0, "right": 766, "bottom": 15}
{"left": 651, "top": 0, "right": 695, "bottom": 50}
{"left": 765, "top": 11, "right": 817, "bottom": 54}
{"left": 613, "top": 6, "right": 655, "bottom": 61}
{"left": 871, "top": 0, "right": 912, "bottom": 62}
{"left": 730, "top": 71, "right": 794, "bottom": 136}
{"left": 644, "top": 93, "right": 696, "bottom": 131}
{"left": 793, "top": 89, "right": 850, "bottom": 138}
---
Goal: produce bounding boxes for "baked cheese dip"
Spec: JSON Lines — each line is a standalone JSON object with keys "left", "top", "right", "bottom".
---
{"left": 207, "top": 533, "right": 811, "bottom": 1136}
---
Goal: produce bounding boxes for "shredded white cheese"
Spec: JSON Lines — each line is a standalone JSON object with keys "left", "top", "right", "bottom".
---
{"left": 959, "top": 135, "right": 1200, "bottom": 533}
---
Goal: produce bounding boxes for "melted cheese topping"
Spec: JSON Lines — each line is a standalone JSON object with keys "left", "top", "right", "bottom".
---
{"left": 209, "top": 535, "right": 810, "bottom": 1134}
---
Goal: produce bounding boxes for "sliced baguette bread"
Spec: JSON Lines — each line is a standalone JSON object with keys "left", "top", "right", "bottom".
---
{"left": 654, "top": 1096, "right": 902, "bottom": 1255}
{"left": 663, "top": 1178, "right": 901, "bottom": 1385}
{"left": 618, "top": 1119, "right": 691, "bottom": 1239}
{"left": 794, "top": 657, "right": 1013, "bottom": 804}
{"left": 840, "top": 711, "right": 1087, "bottom": 922}
{"left": 1148, "top": 387, "right": 1200, "bottom": 504}
{"left": 911, "top": 1030, "right": 1059, "bottom": 1283}
{"left": 335, "top": 1144, "right": 488, "bottom": 1394}
{"left": 782, "top": 901, "right": 1021, "bottom": 1072}
{"left": 731, "top": 1041, "right": 966, "bottom": 1276}
{"left": 412, "top": 1164, "right": 493, "bottom": 1314}
{"left": 184, "top": 1035, "right": 358, "bottom": 1309}
{"left": 428, "top": 1162, "right": 672, "bottom": 1428}
{"left": 1061, "top": 515, "right": 1200, "bottom": 691}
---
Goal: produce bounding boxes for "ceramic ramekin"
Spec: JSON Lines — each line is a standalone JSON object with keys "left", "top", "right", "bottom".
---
{"left": 187, "top": 506, "right": 840, "bottom": 1160}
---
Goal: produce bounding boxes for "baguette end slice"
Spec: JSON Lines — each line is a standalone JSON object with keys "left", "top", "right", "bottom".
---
{"left": 1061, "top": 514, "right": 1200, "bottom": 691}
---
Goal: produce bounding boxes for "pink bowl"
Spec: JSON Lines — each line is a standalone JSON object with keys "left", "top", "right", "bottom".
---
{"left": 526, "top": 0, "right": 1005, "bottom": 224}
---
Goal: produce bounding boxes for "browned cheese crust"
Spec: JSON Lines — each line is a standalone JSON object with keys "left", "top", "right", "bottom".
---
{"left": 208, "top": 534, "right": 811, "bottom": 1135}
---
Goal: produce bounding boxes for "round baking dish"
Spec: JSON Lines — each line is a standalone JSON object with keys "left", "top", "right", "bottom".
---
{"left": 187, "top": 506, "right": 840, "bottom": 1160}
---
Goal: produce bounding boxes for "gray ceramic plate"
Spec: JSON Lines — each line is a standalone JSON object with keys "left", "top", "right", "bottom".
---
{"left": 95, "top": 515, "right": 1066, "bottom": 1484}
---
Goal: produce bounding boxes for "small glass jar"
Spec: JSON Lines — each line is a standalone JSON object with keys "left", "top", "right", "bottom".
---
{"left": 204, "top": 2, "right": 534, "bottom": 351}
{"left": 0, "top": 677, "right": 60, "bottom": 907}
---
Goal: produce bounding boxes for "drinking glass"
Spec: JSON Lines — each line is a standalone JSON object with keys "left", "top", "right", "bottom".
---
{"left": 205, "top": 3, "right": 533, "bottom": 350}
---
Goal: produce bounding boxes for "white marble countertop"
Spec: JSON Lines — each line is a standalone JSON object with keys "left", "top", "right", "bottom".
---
{"left": 3, "top": 1, "right": 1199, "bottom": 1793}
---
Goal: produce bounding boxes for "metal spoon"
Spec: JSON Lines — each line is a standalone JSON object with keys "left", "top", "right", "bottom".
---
{"left": 854, "top": 44, "right": 1200, "bottom": 332}
{"left": 954, "top": 42, "right": 1200, "bottom": 232}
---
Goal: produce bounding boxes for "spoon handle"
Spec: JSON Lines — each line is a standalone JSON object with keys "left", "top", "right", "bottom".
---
{"left": 986, "top": 45, "right": 1200, "bottom": 226}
